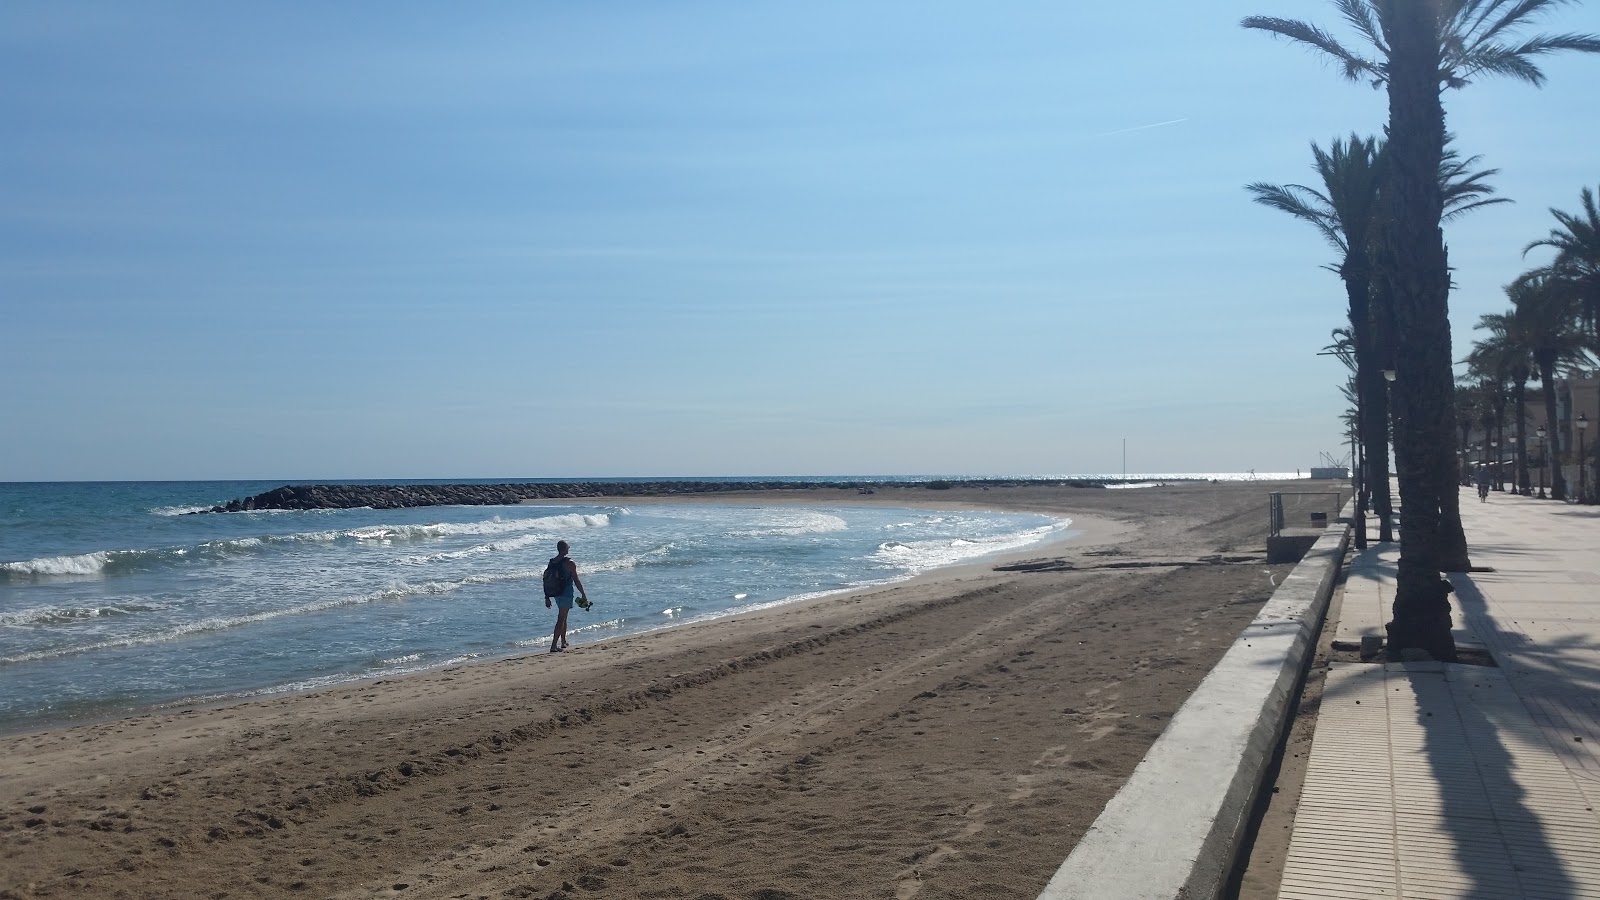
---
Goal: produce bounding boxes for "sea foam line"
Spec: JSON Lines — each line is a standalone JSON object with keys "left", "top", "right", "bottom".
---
{"left": 723, "top": 511, "right": 848, "bottom": 538}
{"left": 0, "top": 568, "right": 550, "bottom": 666}
{"left": 0, "top": 601, "right": 166, "bottom": 627}
{"left": 0, "top": 513, "right": 611, "bottom": 580}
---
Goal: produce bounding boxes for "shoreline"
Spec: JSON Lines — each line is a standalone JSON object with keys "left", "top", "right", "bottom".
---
{"left": 0, "top": 494, "right": 1122, "bottom": 741}
{"left": 1, "top": 480, "right": 1305, "bottom": 899}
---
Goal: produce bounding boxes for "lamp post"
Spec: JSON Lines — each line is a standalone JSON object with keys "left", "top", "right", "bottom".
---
{"left": 1491, "top": 439, "right": 1500, "bottom": 490}
{"left": 1537, "top": 425, "right": 1548, "bottom": 499}
{"left": 1580, "top": 413, "right": 1589, "bottom": 503}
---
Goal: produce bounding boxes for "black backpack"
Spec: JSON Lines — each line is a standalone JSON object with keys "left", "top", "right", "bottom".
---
{"left": 542, "top": 556, "right": 571, "bottom": 599}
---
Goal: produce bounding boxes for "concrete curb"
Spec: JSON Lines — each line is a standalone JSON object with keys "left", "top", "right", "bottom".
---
{"left": 1037, "top": 521, "right": 1350, "bottom": 900}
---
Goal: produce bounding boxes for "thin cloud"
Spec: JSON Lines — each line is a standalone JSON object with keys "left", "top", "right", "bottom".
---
{"left": 1091, "top": 117, "right": 1189, "bottom": 139}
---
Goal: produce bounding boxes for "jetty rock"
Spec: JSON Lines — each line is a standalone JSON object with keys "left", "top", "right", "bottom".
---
{"left": 206, "top": 481, "right": 847, "bottom": 512}
{"left": 201, "top": 478, "right": 1107, "bottom": 512}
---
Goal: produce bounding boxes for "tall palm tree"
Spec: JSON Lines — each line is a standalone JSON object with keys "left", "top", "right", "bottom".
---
{"left": 1511, "top": 272, "right": 1593, "bottom": 501}
{"left": 1468, "top": 311, "right": 1536, "bottom": 494}
{"left": 1249, "top": 136, "right": 1392, "bottom": 544}
{"left": 1248, "top": 135, "right": 1506, "bottom": 547}
{"left": 1525, "top": 184, "right": 1600, "bottom": 343}
{"left": 1243, "top": 0, "right": 1600, "bottom": 662}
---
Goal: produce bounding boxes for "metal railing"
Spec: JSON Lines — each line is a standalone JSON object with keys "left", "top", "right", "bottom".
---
{"left": 1269, "top": 491, "right": 1344, "bottom": 538}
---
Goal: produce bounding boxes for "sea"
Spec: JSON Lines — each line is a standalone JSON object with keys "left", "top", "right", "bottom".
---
{"left": 0, "top": 475, "right": 1297, "bottom": 734}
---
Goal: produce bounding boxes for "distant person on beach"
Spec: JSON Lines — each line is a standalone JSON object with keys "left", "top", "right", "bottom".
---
{"left": 1476, "top": 467, "right": 1492, "bottom": 502}
{"left": 543, "top": 540, "right": 587, "bottom": 653}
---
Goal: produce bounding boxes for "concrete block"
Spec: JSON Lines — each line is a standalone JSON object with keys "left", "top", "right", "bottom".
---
{"left": 1267, "top": 534, "right": 1318, "bottom": 563}
{"left": 1360, "top": 635, "right": 1383, "bottom": 659}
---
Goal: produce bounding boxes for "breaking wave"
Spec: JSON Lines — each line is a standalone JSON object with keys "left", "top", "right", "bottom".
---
{"left": 0, "top": 568, "right": 546, "bottom": 666}
{"left": 724, "top": 512, "right": 848, "bottom": 538}
{"left": 0, "top": 513, "right": 611, "bottom": 581}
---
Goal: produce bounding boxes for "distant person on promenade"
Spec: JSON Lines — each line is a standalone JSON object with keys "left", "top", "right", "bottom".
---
{"left": 1476, "top": 466, "right": 1492, "bottom": 502}
{"left": 543, "top": 540, "right": 587, "bottom": 653}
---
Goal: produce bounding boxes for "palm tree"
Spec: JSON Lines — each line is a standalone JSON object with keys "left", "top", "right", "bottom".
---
{"left": 1248, "top": 135, "right": 1507, "bottom": 547}
{"left": 1510, "top": 272, "right": 1593, "bottom": 501}
{"left": 1243, "top": 0, "right": 1600, "bottom": 662}
{"left": 1468, "top": 311, "right": 1536, "bottom": 494}
{"left": 1525, "top": 184, "right": 1600, "bottom": 343}
{"left": 1453, "top": 377, "right": 1484, "bottom": 469}
{"left": 1249, "top": 136, "right": 1392, "bottom": 544}
{"left": 1320, "top": 328, "right": 1371, "bottom": 547}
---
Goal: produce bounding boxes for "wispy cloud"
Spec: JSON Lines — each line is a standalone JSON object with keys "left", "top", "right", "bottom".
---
{"left": 1091, "top": 118, "right": 1189, "bottom": 139}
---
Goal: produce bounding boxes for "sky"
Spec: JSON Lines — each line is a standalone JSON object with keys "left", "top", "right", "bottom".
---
{"left": 4, "top": 1, "right": 1598, "bottom": 481}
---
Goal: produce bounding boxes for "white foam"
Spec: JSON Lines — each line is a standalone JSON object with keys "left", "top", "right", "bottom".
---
{"left": 724, "top": 511, "right": 848, "bottom": 538}
{"left": 397, "top": 532, "right": 553, "bottom": 565}
{"left": 0, "top": 569, "right": 549, "bottom": 666}
{"left": 2, "top": 550, "right": 115, "bottom": 577}
{"left": 586, "top": 543, "right": 674, "bottom": 574}
{"left": 870, "top": 519, "right": 1072, "bottom": 574}
{"left": 151, "top": 505, "right": 214, "bottom": 516}
{"left": 345, "top": 513, "right": 609, "bottom": 543}
{"left": 0, "top": 601, "right": 162, "bottom": 627}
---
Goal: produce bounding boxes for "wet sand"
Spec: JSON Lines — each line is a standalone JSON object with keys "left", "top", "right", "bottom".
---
{"left": 0, "top": 480, "right": 1307, "bottom": 900}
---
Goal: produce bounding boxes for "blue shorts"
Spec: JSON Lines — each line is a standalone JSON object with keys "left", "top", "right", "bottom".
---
{"left": 553, "top": 587, "right": 575, "bottom": 611}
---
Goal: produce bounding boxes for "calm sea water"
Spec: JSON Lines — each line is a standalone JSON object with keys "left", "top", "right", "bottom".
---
{"left": 0, "top": 479, "right": 1103, "bottom": 733}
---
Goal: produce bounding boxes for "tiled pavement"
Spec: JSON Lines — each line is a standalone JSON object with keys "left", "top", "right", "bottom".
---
{"left": 1277, "top": 489, "right": 1600, "bottom": 899}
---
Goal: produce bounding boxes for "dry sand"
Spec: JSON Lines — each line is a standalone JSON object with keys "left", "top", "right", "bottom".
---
{"left": 0, "top": 480, "right": 1310, "bottom": 900}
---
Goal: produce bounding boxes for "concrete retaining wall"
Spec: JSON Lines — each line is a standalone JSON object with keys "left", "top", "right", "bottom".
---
{"left": 1037, "top": 521, "right": 1350, "bottom": 900}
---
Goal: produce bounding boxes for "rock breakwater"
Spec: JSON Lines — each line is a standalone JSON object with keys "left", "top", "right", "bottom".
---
{"left": 203, "top": 479, "right": 1105, "bottom": 512}
{"left": 205, "top": 482, "right": 852, "bottom": 512}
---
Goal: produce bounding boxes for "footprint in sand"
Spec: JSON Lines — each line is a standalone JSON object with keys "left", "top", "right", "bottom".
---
{"left": 893, "top": 802, "right": 992, "bottom": 897}
{"left": 1074, "top": 706, "right": 1128, "bottom": 742}
{"left": 1084, "top": 681, "right": 1122, "bottom": 699}
{"left": 1012, "top": 746, "right": 1075, "bottom": 799}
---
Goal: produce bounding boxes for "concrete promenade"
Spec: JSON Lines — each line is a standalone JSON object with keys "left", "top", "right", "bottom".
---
{"left": 1277, "top": 487, "right": 1600, "bottom": 899}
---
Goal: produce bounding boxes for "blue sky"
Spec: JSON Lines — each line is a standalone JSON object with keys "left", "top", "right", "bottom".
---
{"left": 4, "top": 1, "right": 1598, "bottom": 480}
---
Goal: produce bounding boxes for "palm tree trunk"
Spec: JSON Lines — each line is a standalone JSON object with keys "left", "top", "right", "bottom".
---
{"left": 1514, "top": 382, "right": 1530, "bottom": 493}
{"left": 1380, "top": 0, "right": 1458, "bottom": 662}
{"left": 1539, "top": 357, "right": 1569, "bottom": 500}
{"left": 1495, "top": 402, "right": 1506, "bottom": 490}
{"left": 1369, "top": 264, "right": 1397, "bottom": 543}
{"left": 1347, "top": 264, "right": 1388, "bottom": 545}
{"left": 1368, "top": 370, "right": 1395, "bottom": 542}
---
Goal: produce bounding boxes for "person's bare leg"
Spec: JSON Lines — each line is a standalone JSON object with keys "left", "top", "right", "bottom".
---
{"left": 551, "top": 608, "right": 569, "bottom": 652}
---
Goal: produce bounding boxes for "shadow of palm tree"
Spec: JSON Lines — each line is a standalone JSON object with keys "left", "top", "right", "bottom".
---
{"left": 1249, "top": 536, "right": 1589, "bottom": 897}
{"left": 1409, "top": 661, "right": 1577, "bottom": 898}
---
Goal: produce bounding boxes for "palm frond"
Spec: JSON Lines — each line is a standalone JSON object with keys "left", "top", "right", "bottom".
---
{"left": 1241, "top": 15, "right": 1386, "bottom": 81}
{"left": 1455, "top": 46, "right": 1550, "bottom": 83}
{"left": 1438, "top": 138, "right": 1511, "bottom": 221}
{"left": 1246, "top": 181, "right": 1347, "bottom": 252}
{"left": 1336, "top": 0, "right": 1389, "bottom": 56}
{"left": 1467, "top": 0, "right": 1574, "bottom": 49}
{"left": 1444, "top": 196, "right": 1514, "bottom": 221}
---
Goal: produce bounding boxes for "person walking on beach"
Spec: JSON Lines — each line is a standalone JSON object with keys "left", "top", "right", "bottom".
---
{"left": 543, "top": 540, "right": 587, "bottom": 652}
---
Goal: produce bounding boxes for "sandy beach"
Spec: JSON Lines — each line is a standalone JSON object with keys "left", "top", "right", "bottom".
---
{"left": 1, "top": 480, "right": 1311, "bottom": 899}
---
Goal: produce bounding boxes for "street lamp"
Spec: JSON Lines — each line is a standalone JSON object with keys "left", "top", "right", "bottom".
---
{"left": 1537, "top": 425, "right": 1548, "bottom": 499}
{"left": 1580, "top": 413, "right": 1589, "bottom": 503}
